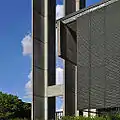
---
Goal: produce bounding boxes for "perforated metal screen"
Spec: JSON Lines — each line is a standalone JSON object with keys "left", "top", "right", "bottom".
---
{"left": 77, "top": 0, "right": 120, "bottom": 110}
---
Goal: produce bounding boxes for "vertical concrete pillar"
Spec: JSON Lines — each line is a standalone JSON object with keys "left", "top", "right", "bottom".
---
{"left": 65, "top": 61, "right": 76, "bottom": 116}
{"left": 33, "top": 0, "right": 56, "bottom": 120}
{"left": 33, "top": 0, "right": 47, "bottom": 119}
{"left": 64, "top": 0, "right": 76, "bottom": 117}
{"left": 48, "top": 97, "right": 56, "bottom": 120}
{"left": 63, "top": 0, "right": 86, "bottom": 116}
{"left": 80, "top": 0, "right": 86, "bottom": 9}
{"left": 63, "top": 0, "right": 76, "bottom": 116}
{"left": 64, "top": 0, "right": 76, "bottom": 15}
{"left": 47, "top": 0, "right": 56, "bottom": 120}
{"left": 75, "top": 0, "right": 80, "bottom": 116}
{"left": 76, "top": 0, "right": 80, "bottom": 11}
{"left": 76, "top": 0, "right": 86, "bottom": 11}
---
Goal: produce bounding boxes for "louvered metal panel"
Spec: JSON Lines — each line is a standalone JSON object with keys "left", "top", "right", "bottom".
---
{"left": 90, "top": 8, "right": 105, "bottom": 109}
{"left": 105, "top": 0, "right": 120, "bottom": 108}
{"left": 77, "top": 14, "right": 90, "bottom": 109}
{"left": 77, "top": 0, "right": 120, "bottom": 110}
{"left": 58, "top": 21, "right": 77, "bottom": 65}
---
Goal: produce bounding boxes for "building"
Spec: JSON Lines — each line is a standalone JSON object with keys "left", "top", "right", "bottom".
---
{"left": 33, "top": 0, "right": 120, "bottom": 119}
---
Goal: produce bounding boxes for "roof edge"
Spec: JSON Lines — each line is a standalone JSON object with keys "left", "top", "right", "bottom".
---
{"left": 56, "top": 0, "right": 119, "bottom": 24}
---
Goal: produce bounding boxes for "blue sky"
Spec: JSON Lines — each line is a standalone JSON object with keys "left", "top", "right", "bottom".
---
{"left": 0, "top": 0, "right": 31, "bottom": 102}
{"left": 56, "top": 0, "right": 101, "bottom": 6}
{"left": 0, "top": 0, "right": 101, "bottom": 109}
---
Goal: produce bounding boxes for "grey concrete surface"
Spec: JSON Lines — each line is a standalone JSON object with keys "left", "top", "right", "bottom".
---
{"left": 47, "top": 84, "right": 64, "bottom": 97}
{"left": 65, "top": 61, "right": 76, "bottom": 116}
{"left": 64, "top": 0, "right": 76, "bottom": 15}
{"left": 63, "top": 0, "right": 77, "bottom": 116}
{"left": 33, "top": 0, "right": 56, "bottom": 119}
{"left": 33, "top": 0, "right": 87, "bottom": 119}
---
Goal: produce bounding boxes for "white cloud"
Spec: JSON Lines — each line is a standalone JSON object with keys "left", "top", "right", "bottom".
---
{"left": 21, "top": 34, "right": 32, "bottom": 98}
{"left": 56, "top": 5, "right": 64, "bottom": 20}
{"left": 56, "top": 67, "right": 64, "bottom": 111}
{"left": 56, "top": 67, "right": 64, "bottom": 84}
{"left": 24, "top": 71, "right": 32, "bottom": 98}
{"left": 56, "top": 96, "right": 63, "bottom": 111}
{"left": 21, "top": 33, "right": 32, "bottom": 56}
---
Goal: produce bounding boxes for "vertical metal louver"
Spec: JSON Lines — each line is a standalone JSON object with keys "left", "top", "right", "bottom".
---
{"left": 77, "top": 0, "right": 120, "bottom": 110}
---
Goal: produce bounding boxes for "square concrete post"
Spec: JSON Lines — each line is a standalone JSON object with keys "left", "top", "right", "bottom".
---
{"left": 47, "top": 0, "right": 56, "bottom": 119}
{"left": 65, "top": 61, "right": 76, "bottom": 116}
{"left": 62, "top": 0, "right": 76, "bottom": 116}
{"left": 64, "top": 0, "right": 76, "bottom": 16}
{"left": 63, "top": 0, "right": 86, "bottom": 116}
{"left": 33, "top": 0, "right": 56, "bottom": 120}
{"left": 80, "top": 0, "right": 86, "bottom": 9}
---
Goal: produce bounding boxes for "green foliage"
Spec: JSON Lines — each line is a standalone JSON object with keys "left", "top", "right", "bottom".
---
{"left": 109, "top": 114, "right": 120, "bottom": 120}
{"left": 10, "top": 118, "right": 29, "bottom": 120}
{"left": 0, "top": 91, "right": 31, "bottom": 120}
{"left": 61, "top": 115, "right": 120, "bottom": 120}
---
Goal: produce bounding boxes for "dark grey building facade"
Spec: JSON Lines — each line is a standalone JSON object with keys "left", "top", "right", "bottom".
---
{"left": 58, "top": 0, "right": 120, "bottom": 111}
{"left": 77, "top": 0, "right": 120, "bottom": 110}
{"left": 33, "top": 0, "right": 120, "bottom": 119}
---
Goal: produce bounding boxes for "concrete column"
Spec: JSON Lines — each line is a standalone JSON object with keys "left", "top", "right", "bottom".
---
{"left": 63, "top": 0, "right": 76, "bottom": 116}
{"left": 48, "top": 97, "right": 55, "bottom": 120}
{"left": 33, "top": 0, "right": 56, "bottom": 120}
{"left": 80, "top": 0, "right": 86, "bottom": 9}
{"left": 64, "top": 0, "right": 76, "bottom": 15}
{"left": 47, "top": 0, "right": 56, "bottom": 119}
{"left": 65, "top": 61, "right": 76, "bottom": 116}
{"left": 63, "top": 0, "right": 86, "bottom": 116}
{"left": 59, "top": 23, "right": 76, "bottom": 116}
{"left": 76, "top": 0, "right": 80, "bottom": 11}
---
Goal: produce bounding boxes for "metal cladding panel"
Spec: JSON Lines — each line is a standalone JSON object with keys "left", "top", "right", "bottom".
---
{"left": 90, "top": 8, "right": 105, "bottom": 109}
{"left": 66, "top": 27, "right": 77, "bottom": 64}
{"left": 77, "top": 14, "right": 90, "bottom": 67}
{"left": 105, "top": 1, "right": 120, "bottom": 108}
{"left": 77, "top": 0, "right": 120, "bottom": 110}
{"left": 58, "top": 21, "right": 77, "bottom": 64}
{"left": 58, "top": 21, "right": 67, "bottom": 58}
{"left": 77, "top": 66, "right": 89, "bottom": 109}
{"left": 77, "top": 14, "right": 90, "bottom": 109}
{"left": 67, "top": 22, "right": 76, "bottom": 33}
{"left": 90, "top": 66, "right": 105, "bottom": 108}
